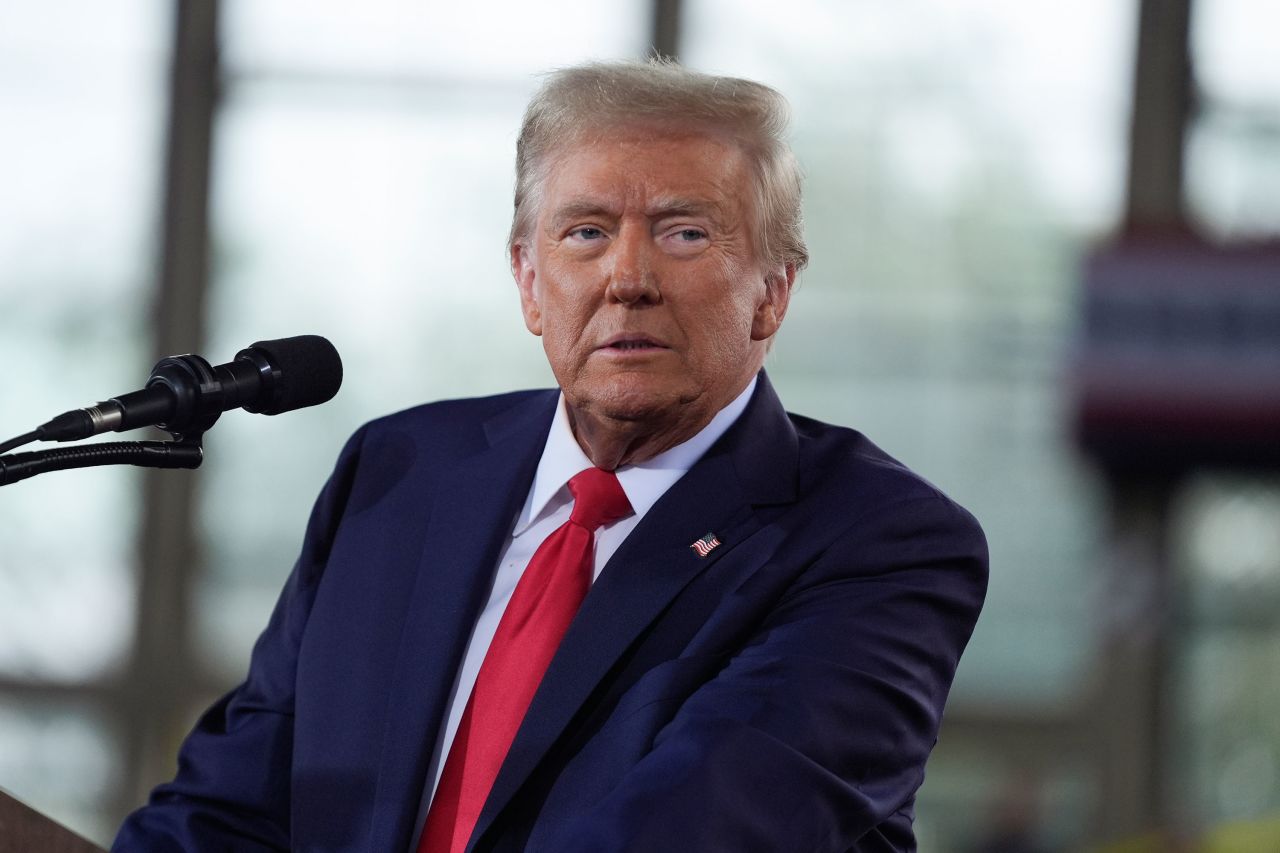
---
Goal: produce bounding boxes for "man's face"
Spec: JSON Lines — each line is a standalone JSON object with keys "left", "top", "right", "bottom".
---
{"left": 511, "top": 127, "right": 792, "bottom": 437}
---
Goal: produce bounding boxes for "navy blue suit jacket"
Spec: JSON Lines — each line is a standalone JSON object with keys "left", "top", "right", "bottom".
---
{"left": 114, "top": 373, "right": 987, "bottom": 852}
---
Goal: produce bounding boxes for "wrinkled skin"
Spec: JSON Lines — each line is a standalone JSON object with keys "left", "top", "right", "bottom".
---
{"left": 511, "top": 126, "right": 795, "bottom": 470}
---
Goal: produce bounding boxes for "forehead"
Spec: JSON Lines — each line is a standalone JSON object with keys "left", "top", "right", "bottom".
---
{"left": 538, "top": 128, "right": 753, "bottom": 219}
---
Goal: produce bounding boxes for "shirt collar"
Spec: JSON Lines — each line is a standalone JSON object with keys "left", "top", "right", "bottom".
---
{"left": 512, "top": 375, "right": 758, "bottom": 536}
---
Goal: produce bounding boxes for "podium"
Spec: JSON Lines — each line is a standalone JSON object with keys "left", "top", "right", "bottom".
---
{"left": 0, "top": 790, "right": 106, "bottom": 853}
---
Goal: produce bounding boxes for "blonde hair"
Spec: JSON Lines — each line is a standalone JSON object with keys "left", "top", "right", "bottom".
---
{"left": 510, "top": 59, "right": 808, "bottom": 272}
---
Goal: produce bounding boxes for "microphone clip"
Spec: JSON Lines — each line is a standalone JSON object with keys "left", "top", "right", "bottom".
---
{"left": 146, "top": 353, "right": 228, "bottom": 435}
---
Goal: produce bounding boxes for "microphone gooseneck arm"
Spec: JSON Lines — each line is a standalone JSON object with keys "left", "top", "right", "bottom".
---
{"left": 0, "top": 438, "right": 204, "bottom": 486}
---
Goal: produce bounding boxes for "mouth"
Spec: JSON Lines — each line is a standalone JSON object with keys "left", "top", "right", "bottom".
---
{"left": 598, "top": 334, "right": 669, "bottom": 352}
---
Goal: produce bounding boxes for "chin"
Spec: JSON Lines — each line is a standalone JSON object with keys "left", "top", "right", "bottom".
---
{"left": 574, "top": 375, "right": 694, "bottom": 424}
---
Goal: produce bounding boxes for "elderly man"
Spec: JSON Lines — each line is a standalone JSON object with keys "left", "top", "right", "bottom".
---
{"left": 115, "top": 61, "right": 986, "bottom": 853}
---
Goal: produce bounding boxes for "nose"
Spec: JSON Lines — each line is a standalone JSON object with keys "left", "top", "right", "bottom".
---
{"left": 606, "top": 222, "right": 661, "bottom": 305}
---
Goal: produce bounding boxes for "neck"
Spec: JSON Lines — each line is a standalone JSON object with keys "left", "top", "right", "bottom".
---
{"left": 565, "top": 375, "right": 757, "bottom": 470}
{"left": 566, "top": 407, "right": 707, "bottom": 471}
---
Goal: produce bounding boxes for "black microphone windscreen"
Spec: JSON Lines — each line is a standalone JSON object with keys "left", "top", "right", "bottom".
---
{"left": 247, "top": 335, "right": 343, "bottom": 415}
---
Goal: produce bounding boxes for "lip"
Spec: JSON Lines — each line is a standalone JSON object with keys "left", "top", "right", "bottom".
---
{"left": 596, "top": 334, "right": 670, "bottom": 352}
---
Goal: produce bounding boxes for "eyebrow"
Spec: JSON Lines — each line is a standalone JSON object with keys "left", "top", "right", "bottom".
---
{"left": 646, "top": 197, "right": 723, "bottom": 219}
{"left": 546, "top": 197, "right": 724, "bottom": 231}
{"left": 547, "top": 200, "right": 618, "bottom": 231}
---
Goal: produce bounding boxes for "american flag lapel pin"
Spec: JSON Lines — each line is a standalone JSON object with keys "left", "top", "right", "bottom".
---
{"left": 690, "top": 532, "right": 721, "bottom": 558}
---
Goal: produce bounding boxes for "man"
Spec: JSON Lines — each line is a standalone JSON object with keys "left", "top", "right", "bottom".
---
{"left": 114, "top": 60, "right": 987, "bottom": 852}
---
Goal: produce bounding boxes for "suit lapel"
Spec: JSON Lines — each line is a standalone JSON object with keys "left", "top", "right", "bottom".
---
{"left": 370, "top": 391, "right": 558, "bottom": 853}
{"left": 472, "top": 373, "right": 799, "bottom": 845}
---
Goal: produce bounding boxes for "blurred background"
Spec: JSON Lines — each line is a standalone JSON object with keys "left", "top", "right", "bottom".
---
{"left": 1, "top": 1, "right": 1277, "bottom": 849}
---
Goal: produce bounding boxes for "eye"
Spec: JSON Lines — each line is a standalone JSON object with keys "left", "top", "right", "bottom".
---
{"left": 662, "top": 225, "right": 709, "bottom": 254}
{"left": 568, "top": 226, "right": 605, "bottom": 241}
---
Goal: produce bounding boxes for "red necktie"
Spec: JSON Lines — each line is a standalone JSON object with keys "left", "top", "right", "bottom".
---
{"left": 417, "top": 467, "right": 633, "bottom": 853}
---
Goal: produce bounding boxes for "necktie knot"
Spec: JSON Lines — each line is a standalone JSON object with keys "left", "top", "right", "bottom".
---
{"left": 567, "top": 467, "right": 632, "bottom": 531}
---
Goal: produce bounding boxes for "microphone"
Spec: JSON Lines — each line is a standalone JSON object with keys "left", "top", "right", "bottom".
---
{"left": 37, "top": 335, "right": 343, "bottom": 442}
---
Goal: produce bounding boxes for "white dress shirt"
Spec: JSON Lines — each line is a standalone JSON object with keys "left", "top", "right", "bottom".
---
{"left": 409, "top": 377, "right": 756, "bottom": 847}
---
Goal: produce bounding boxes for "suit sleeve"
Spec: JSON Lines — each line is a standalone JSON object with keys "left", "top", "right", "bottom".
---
{"left": 110, "top": 426, "right": 368, "bottom": 853}
{"left": 546, "top": 495, "right": 988, "bottom": 853}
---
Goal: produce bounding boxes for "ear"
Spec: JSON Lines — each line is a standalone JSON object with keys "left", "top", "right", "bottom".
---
{"left": 511, "top": 242, "right": 543, "bottom": 336}
{"left": 750, "top": 262, "right": 795, "bottom": 341}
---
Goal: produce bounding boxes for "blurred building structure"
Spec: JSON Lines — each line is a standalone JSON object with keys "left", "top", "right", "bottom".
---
{"left": 0, "top": 1, "right": 1276, "bottom": 850}
{"left": 1074, "top": 1, "right": 1280, "bottom": 848}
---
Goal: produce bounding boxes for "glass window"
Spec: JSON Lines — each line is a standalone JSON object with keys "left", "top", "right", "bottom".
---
{"left": 223, "top": 0, "right": 650, "bottom": 79}
{"left": 0, "top": 1, "right": 165, "bottom": 681}
{"left": 1187, "top": 0, "right": 1280, "bottom": 239}
{"left": 0, "top": 2, "right": 166, "bottom": 842}
{"left": 1174, "top": 475, "right": 1280, "bottom": 829}
{"left": 0, "top": 698, "right": 119, "bottom": 843}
